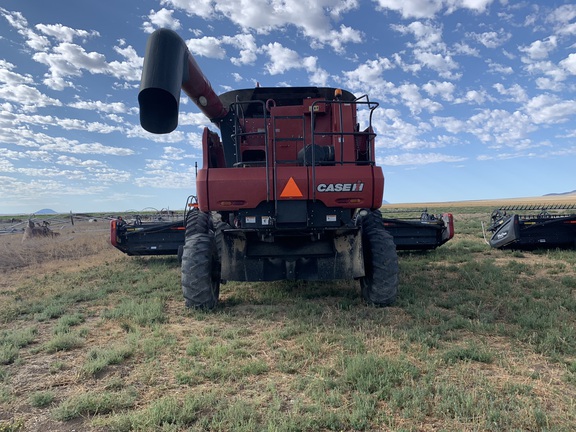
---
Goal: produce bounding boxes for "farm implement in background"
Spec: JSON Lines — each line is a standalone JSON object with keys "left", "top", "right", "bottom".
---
{"left": 381, "top": 209, "right": 454, "bottom": 251}
{"left": 486, "top": 204, "right": 576, "bottom": 250}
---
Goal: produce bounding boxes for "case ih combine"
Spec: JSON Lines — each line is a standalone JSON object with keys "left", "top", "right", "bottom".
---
{"left": 487, "top": 204, "right": 576, "bottom": 250}
{"left": 111, "top": 28, "right": 453, "bottom": 309}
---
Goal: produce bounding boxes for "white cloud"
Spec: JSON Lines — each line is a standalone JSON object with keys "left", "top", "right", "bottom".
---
{"left": 0, "top": 84, "right": 62, "bottom": 111}
{"left": 161, "top": 0, "right": 215, "bottom": 19}
{"left": 469, "top": 30, "right": 511, "bottom": 48}
{"left": 432, "top": 109, "right": 537, "bottom": 146}
{"left": 33, "top": 43, "right": 107, "bottom": 89}
{"left": 373, "top": 0, "right": 495, "bottom": 19}
{"left": 108, "top": 44, "right": 143, "bottom": 82}
{"left": 35, "top": 23, "right": 100, "bottom": 42}
{"left": 414, "top": 50, "right": 460, "bottom": 79}
{"left": 162, "top": 0, "right": 363, "bottom": 50}
{"left": 374, "top": 0, "right": 444, "bottom": 19}
{"left": 391, "top": 21, "right": 444, "bottom": 49}
{"left": 546, "top": 4, "right": 576, "bottom": 35}
{"left": 68, "top": 99, "right": 135, "bottom": 115}
{"left": 30, "top": 41, "right": 142, "bottom": 90}
{"left": 454, "top": 89, "right": 491, "bottom": 105}
{"left": 342, "top": 57, "right": 395, "bottom": 95}
{"left": 186, "top": 36, "right": 226, "bottom": 59}
{"left": 161, "top": 146, "right": 187, "bottom": 160}
{"left": 525, "top": 94, "right": 576, "bottom": 124}
{"left": 559, "top": 53, "right": 576, "bottom": 75}
{"left": 57, "top": 155, "right": 105, "bottom": 168}
{"left": 379, "top": 152, "right": 466, "bottom": 166}
{"left": 142, "top": 8, "right": 181, "bottom": 33}
{"left": 524, "top": 60, "right": 568, "bottom": 88}
{"left": 42, "top": 141, "right": 135, "bottom": 156}
{"left": 422, "top": 81, "right": 456, "bottom": 101}
{"left": 0, "top": 7, "right": 50, "bottom": 51}
{"left": 486, "top": 60, "right": 514, "bottom": 75}
{"left": 492, "top": 83, "right": 528, "bottom": 103}
{"left": 0, "top": 60, "right": 35, "bottom": 85}
{"left": 519, "top": 36, "right": 557, "bottom": 60}
{"left": 261, "top": 42, "right": 305, "bottom": 75}
{"left": 222, "top": 34, "right": 258, "bottom": 66}
{"left": 395, "top": 83, "right": 443, "bottom": 115}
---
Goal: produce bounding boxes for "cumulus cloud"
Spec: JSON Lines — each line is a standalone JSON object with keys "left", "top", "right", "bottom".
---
{"left": 342, "top": 57, "right": 395, "bottom": 95}
{"left": 414, "top": 50, "right": 460, "bottom": 79}
{"left": 422, "top": 80, "right": 456, "bottom": 101}
{"left": 222, "top": 34, "right": 258, "bottom": 66}
{"left": 432, "top": 109, "right": 536, "bottom": 146}
{"left": 186, "top": 36, "right": 226, "bottom": 59}
{"left": 0, "top": 84, "right": 62, "bottom": 111}
{"left": 162, "top": 0, "right": 363, "bottom": 50}
{"left": 391, "top": 21, "right": 444, "bottom": 49}
{"left": 395, "top": 83, "right": 443, "bottom": 115}
{"left": 492, "top": 83, "right": 528, "bottom": 103}
{"left": 57, "top": 155, "right": 106, "bottom": 167}
{"left": 519, "top": 36, "right": 557, "bottom": 61}
{"left": 373, "top": 0, "right": 495, "bottom": 19}
{"left": 546, "top": 4, "right": 576, "bottom": 36}
{"left": 525, "top": 94, "right": 576, "bottom": 124}
{"left": 0, "top": 60, "right": 35, "bottom": 85}
{"left": 468, "top": 30, "right": 511, "bottom": 48}
{"left": 161, "top": 146, "right": 187, "bottom": 160}
{"left": 35, "top": 23, "right": 100, "bottom": 42}
{"left": 68, "top": 99, "right": 135, "bottom": 115}
{"left": 1, "top": 9, "right": 142, "bottom": 90}
{"left": 559, "top": 53, "right": 576, "bottom": 75}
{"left": 260, "top": 42, "right": 329, "bottom": 85}
{"left": 379, "top": 152, "right": 466, "bottom": 166}
{"left": 142, "top": 8, "right": 181, "bottom": 33}
{"left": 32, "top": 41, "right": 142, "bottom": 90}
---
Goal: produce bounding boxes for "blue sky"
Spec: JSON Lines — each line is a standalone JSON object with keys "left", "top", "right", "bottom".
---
{"left": 0, "top": 0, "right": 575, "bottom": 214}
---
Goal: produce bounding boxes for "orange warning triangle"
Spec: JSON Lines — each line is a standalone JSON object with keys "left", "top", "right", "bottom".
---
{"left": 280, "top": 177, "right": 303, "bottom": 198}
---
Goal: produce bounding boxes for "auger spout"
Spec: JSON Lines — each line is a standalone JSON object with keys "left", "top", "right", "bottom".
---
{"left": 138, "top": 28, "right": 228, "bottom": 134}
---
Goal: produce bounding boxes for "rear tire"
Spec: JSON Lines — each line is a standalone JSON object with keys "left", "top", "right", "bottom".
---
{"left": 181, "top": 233, "right": 220, "bottom": 310}
{"left": 360, "top": 210, "right": 399, "bottom": 306}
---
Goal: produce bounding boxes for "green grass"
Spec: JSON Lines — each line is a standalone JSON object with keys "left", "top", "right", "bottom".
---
{"left": 52, "top": 389, "right": 138, "bottom": 421}
{"left": 80, "top": 343, "right": 135, "bottom": 377}
{"left": 29, "top": 391, "right": 55, "bottom": 408}
{"left": 0, "top": 208, "right": 575, "bottom": 431}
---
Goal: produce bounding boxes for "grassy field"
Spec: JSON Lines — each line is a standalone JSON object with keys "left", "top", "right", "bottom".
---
{"left": 0, "top": 201, "right": 575, "bottom": 431}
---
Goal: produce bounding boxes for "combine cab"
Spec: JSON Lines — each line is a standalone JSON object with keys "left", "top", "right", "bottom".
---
{"left": 487, "top": 204, "right": 576, "bottom": 250}
{"left": 112, "top": 28, "right": 442, "bottom": 308}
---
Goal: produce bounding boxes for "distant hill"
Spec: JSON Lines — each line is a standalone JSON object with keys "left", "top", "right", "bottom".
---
{"left": 544, "top": 190, "right": 576, "bottom": 196}
{"left": 35, "top": 208, "right": 58, "bottom": 215}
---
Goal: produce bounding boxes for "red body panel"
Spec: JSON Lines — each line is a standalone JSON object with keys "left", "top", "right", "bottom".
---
{"left": 197, "top": 164, "right": 384, "bottom": 212}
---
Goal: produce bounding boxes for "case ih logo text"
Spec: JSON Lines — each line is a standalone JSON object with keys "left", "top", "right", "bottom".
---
{"left": 317, "top": 182, "right": 364, "bottom": 192}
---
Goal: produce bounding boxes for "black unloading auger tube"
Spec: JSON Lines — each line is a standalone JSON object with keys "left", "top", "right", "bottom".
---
{"left": 138, "top": 28, "right": 228, "bottom": 134}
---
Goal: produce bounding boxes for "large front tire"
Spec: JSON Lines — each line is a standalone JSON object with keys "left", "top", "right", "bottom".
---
{"left": 181, "top": 233, "right": 220, "bottom": 310}
{"left": 360, "top": 210, "right": 399, "bottom": 306}
{"left": 185, "top": 208, "right": 211, "bottom": 237}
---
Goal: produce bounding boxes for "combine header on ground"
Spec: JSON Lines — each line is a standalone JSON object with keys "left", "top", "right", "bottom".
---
{"left": 487, "top": 204, "right": 576, "bottom": 250}
{"left": 381, "top": 209, "right": 454, "bottom": 251}
{"left": 110, "top": 28, "right": 453, "bottom": 309}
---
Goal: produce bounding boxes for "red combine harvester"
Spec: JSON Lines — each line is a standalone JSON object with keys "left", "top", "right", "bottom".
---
{"left": 111, "top": 29, "right": 453, "bottom": 309}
